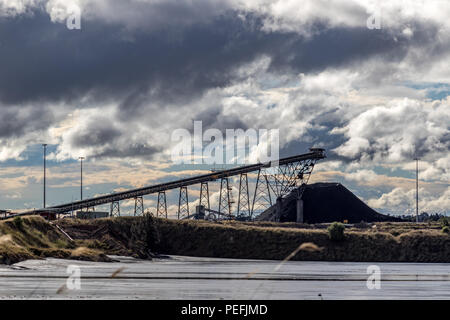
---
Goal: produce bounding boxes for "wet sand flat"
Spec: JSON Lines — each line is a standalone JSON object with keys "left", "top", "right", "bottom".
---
{"left": 0, "top": 256, "right": 449, "bottom": 299}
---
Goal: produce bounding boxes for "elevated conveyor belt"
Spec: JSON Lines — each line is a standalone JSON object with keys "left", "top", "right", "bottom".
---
{"left": 9, "top": 149, "right": 325, "bottom": 217}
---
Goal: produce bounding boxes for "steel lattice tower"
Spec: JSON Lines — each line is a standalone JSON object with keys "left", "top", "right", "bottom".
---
{"left": 110, "top": 201, "right": 120, "bottom": 217}
{"left": 237, "top": 173, "right": 251, "bottom": 219}
{"left": 265, "top": 159, "right": 317, "bottom": 199}
{"left": 251, "top": 169, "right": 272, "bottom": 217}
{"left": 157, "top": 191, "right": 168, "bottom": 218}
{"left": 218, "top": 177, "right": 234, "bottom": 218}
{"left": 134, "top": 196, "right": 144, "bottom": 216}
{"left": 199, "top": 182, "right": 210, "bottom": 210}
{"left": 178, "top": 186, "right": 189, "bottom": 219}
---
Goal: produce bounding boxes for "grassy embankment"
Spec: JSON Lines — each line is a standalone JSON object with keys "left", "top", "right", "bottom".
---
{"left": 0, "top": 216, "right": 112, "bottom": 264}
{"left": 153, "top": 218, "right": 450, "bottom": 262}
{"left": 1, "top": 215, "right": 450, "bottom": 264}
{"left": 59, "top": 216, "right": 450, "bottom": 262}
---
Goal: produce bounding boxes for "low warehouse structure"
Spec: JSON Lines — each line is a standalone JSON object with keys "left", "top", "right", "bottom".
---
{"left": 75, "top": 211, "right": 109, "bottom": 219}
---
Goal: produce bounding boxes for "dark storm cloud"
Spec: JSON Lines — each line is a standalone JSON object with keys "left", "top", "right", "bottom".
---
{"left": 0, "top": 10, "right": 438, "bottom": 109}
{"left": 267, "top": 21, "right": 441, "bottom": 79}
{"left": 0, "top": 11, "right": 260, "bottom": 107}
{"left": 193, "top": 104, "right": 249, "bottom": 132}
{"left": 281, "top": 121, "right": 348, "bottom": 160}
{"left": 0, "top": 6, "right": 444, "bottom": 162}
{"left": 0, "top": 105, "right": 54, "bottom": 138}
{"left": 67, "top": 115, "right": 162, "bottom": 159}
{"left": 91, "top": 143, "right": 162, "bottom": 159}
{"left": 70, "top": 120, "right": 121, "bottom": 147}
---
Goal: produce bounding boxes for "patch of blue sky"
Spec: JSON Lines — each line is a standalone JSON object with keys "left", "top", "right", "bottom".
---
{"left": 403, "top": 82, "right": 450, "bottom": 100}
{"left": 372, "top": 166, "right": 414, "bottom": 180}
{"left": 1, "top": 144, "right": 77, "bottom": 168}
{"left": 258, "top": 75, "right": 301, "bottom": 91}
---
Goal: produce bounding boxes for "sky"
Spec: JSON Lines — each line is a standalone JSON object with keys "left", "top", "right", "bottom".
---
{"left": 0, "top": 0, "right": 448, "bottom": 216}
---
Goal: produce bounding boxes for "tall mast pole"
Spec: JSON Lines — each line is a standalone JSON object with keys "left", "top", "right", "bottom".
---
{"left": 414, "top": 158, "right": 419, "bottom": 223}
{"left": 79, "top": 157, "right": 85, "bottom": 201}
{"left": 42, "top": 144, "right": 47, "bottom": 208}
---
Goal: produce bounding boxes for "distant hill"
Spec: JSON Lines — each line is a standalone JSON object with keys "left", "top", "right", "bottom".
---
{"left": 256, "top": 182, "right": 402, "bottom": 223}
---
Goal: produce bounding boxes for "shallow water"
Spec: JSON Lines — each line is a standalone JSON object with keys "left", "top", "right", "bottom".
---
{"left": 0, "top": 256, "right": 449, "bottom": 299}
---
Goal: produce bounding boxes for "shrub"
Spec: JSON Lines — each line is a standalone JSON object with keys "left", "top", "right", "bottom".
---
{"left": 439, "top": 217, "right": 449, "bottom": 227}
{"left": 129, "top": 214, "right": 160, "bottom": 258}
{"left": 328, "top": 222, "right": 345, "bottom": 241}
{"left": 442, "top": 226, "right": 449, "bottom": 234}
{"left": 13, "top": 217, "right": 23, "bottom": 230}
{"left": 354, "top": 221, "right": 370, "bottom": 229}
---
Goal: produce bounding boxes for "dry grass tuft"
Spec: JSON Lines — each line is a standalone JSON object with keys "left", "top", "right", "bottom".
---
{"left": 0, "top": 234, "right": 14, "bottom": 245}
{"left": 299, "top": 242, "right": 323, "bottom": 252}
{"left": 70, "top": 246, "right": 112, "bottom": 262}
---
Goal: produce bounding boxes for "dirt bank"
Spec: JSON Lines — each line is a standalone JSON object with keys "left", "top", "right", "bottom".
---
{"left": 56, "top": 215, "right": 159, "bottom": 259}
{"left": 2, "top": 215, "right": 449, "bottom": 264}
{"left": 153, "top": 219, "right": 450, "bottom": 262}
{"left": 0, "top": 216, "right": 112, "bottom": 264}
{"left": 59, "top": 216, "right": 450, "bottom": 263}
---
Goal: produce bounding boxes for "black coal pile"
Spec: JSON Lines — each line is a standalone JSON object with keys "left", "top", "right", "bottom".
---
{"left": 256, "top": 182, "right": 402, "bottom": 223}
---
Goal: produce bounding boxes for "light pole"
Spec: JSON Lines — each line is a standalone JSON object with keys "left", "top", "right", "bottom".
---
{"left": 42, "top": 144, "right": 47, "bottom": 208}
{"left": 414, "top": 158, "right": 419, "bottom": 223}
{"left": 79, "top": 157, "right": 85, "bottom": 201}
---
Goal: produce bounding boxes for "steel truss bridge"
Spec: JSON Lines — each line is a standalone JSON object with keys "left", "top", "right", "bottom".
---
{"left": 20, "top": 148, "right": 326, "bottom": 220}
